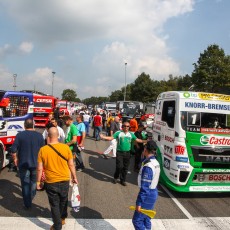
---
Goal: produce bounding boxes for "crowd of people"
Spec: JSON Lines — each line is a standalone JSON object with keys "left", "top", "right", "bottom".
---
{"left": 9, "top": 107, "right": 160, "bottom": 230}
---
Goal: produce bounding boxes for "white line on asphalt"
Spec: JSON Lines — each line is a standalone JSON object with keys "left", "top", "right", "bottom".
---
{"left": 1, "top": 217, "right": 230, "bottom": 230}
{"left": 160, "top": 184, "right": 193, "bottom": 219}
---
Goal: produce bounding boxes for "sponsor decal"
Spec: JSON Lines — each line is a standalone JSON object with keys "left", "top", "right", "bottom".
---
{"left": 35, "top": 98, "right": 53, "bottom": 102}
{"left": 198, "top": 93, "right": 230, "bottom": 102}
{"left": 209, "top": 174, "right": 230, "bottom": 181}
{"left": 169, "top": 172, "right": 177, "bottom": 179}
{"left": 175, "top": 156, "right": 188, "bottom": 162}
{"left": 155, "top": 125, "right": 161, "bottom": 131}
{"left": 186, "top": 127, "right": 201, "bottom": 132}
{"left": 185, "top": 101, "right": 230, "bottom": 111}
{"left": 164, "top": 153, "right": 172, "bottom": 159}
{"left": 164, "top": 145, "right": 172, "bottom": 154}
{"left": 201, "top": 128, "right": 230, "bottom": 135}
{"left": 156, "top": 121, "right": 166, "bottom": 126}
{"left": 206, "top": 156, "right": 230, "bottom": 163}
{"left": 203, "top": 169, "right": 230, "bottom": 173}
{"left": 171, "top": 167, "right": 178, "bottom": 172}
{"left": 0, "top": 132, "right": 7, "bottom": 136}
{"left": 163, "top": 158, "right": 170, "bottom": 170}
{"left": 200, "top": 135, "right": 230, "bottom": 146}
{"left": 165, "top": 135, "right": 174, "bottom": 143}
{"left": 8, "top": 125, "right": 23, "bottom": 130}
{"left": 189, "top": 186, "right": 230, "bottom": 192}
{"left": 183, "top": 92, "right": 190, "bottom": 98}
{"left": 177, "top": 165, "right": 189, "bottom": 169}
{"left": 175, "top": 145, "right": 185, "bottom": 155}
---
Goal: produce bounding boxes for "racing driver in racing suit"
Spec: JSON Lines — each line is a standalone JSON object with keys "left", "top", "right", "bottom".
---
{"left": 132, "top": 140, "right": 160, "bottom": 230}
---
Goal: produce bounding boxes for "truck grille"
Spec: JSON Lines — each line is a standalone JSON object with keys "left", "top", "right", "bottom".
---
{"left": 191, "top": 146, "right": 230, "bottom": 166}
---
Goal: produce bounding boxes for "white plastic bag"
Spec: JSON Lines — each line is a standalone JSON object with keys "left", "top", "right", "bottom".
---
{"left": 71, "top": 184, "right": 80, "bottom": 212}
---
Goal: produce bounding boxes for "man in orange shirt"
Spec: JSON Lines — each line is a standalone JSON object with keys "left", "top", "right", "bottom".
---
{"left": 129, "top": 114, "right": 138, "bottom": 132}
{"left": 37, "top": 127, "right": 78, "bottom": 230}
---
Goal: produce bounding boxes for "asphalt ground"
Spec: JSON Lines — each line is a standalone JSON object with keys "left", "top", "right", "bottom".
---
{"left": 0, "top": 126, "right": 230, "bottom": 229}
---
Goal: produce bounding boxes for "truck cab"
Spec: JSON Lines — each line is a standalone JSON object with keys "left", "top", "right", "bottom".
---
{"left": 152, "top": 91, "right": 230, "bottom": 192}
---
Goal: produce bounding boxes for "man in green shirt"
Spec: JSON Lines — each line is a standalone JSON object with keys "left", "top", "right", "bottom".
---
{"left": 64, "top": 116, "right": 79, "bottom": 169}
{"left": 100, "top": 121, "right": 147, "bottom": 186}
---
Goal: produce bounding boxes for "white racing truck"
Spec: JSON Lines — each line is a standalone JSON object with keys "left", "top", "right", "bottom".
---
{"left": 152, "top": 91, "right": 230, "bottom": 192}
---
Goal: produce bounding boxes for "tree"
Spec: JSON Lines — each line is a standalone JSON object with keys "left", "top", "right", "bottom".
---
{"left": 62, "top": 89, "right": 78, "bottom": 101}
{"left": 109, "top": 90, "right": 123, "bottom": 102}
{"left": 130, "top": 72, "right": 156, "bottom": 102}
{"left": 191, "top": 44, "right": 230, "bottom": 92}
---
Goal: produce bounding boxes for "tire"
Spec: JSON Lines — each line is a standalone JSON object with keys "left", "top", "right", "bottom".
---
{"left": 0, "top": 147, "right": 4, "bottom": 171}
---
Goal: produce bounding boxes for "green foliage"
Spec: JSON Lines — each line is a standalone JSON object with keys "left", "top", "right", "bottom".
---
{"left": 81, "top": 43, "right": 230, "bottom": 103}
{"left": 61, "top": 89, "right": 78, "bottom": 101}
{"left": 82, "top": 96, "right": 107, "bottom": 106}
{"left": 130, "top": 73, "right": 155, "bottom": 102}
{"left": 191, "top": 44, "right": 230, "bottom": 92}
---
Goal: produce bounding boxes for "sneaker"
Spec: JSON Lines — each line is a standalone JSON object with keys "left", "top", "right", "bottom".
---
{"left": 113, "top": 178, "right": 118, "bottom": 184}
{"left": 127, "top": 171, "right": 131, "bottom": 174}
{"left": 102, "top": 154, "right": 108, "bottom": 159}
{"left": 76, "top": 168, "right": 83, "bottom": 172}
{"left": 61, "top": 218, "right": 66, "bottom": 225}
{"left": 120, "top": 181, "right": 127, "bottom": 186}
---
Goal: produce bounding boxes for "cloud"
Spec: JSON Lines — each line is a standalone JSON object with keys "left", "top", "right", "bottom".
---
{"left": 19, "top": 42, "right": 33, "bottom": 53}
{"left": 2, "top": 0, "right": 195, "bottom": 98}
{"left": 23, "top": 67, "right": 78, "bottom": 97}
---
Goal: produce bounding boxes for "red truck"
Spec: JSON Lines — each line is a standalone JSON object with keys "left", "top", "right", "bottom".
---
{"left": 33, "top": 94, "right": 56, "bottom": 127}
{"left": 56, "top": 100, "right": 71, "bottom": 116}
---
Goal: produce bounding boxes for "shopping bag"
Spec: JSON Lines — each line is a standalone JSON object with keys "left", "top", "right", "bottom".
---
{"left": 129, "top": 206, "right": 156, "bottom": 218}
{"left": 71, "top": 184, "right": 81, "bottom": 212}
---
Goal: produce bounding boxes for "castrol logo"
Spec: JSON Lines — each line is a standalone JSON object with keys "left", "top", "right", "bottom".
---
{"left": 200, "top": 135, "right": 230, "bottom": 146}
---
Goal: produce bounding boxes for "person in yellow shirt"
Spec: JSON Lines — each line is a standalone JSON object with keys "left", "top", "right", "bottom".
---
{"left": 37, "top": 127, "right": 78, "bottom": 230}
{"left": 106, "top": 113, "right": 114, "bottom": 136}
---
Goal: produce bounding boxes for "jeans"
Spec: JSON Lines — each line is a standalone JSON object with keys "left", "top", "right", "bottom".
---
{"left": 94, "top": 126, "right": 102, "bottom": 141}
{"left": 114, "top": 151, "right": 131, "bottom": 182}
{"left": 84, "top": 121, "right": 89, "bottom": 135}
{"left": 45, "top": 181, "right": 69, "bottom": 230}
{"left": 19, "top": 167, "right": 37, "bottom": 208}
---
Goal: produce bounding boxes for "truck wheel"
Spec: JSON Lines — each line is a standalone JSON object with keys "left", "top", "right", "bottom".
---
{"left": 0, "top": 148, "right": 4, "bottom": 171}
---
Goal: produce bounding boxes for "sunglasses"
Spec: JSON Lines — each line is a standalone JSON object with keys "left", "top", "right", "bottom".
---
{"left": 123, "top": 125, "right": 130, "bottom": 128}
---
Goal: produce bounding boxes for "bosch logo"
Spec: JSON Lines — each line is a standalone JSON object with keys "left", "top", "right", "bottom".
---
{"left": 165, "top": 135, "right": 174, "bottom": 143}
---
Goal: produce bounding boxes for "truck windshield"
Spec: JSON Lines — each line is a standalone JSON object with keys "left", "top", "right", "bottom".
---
{"left": 57, "top": 102, "right": 66, "bottom": 108}
{"left": 181, "top": 111, "right": 230, "bottom": 132}
{"left": 145, "top": 106, "right": 155, "bottom": 114}
{"left": 122, "top": 102, "right": 141, "bottom": 116}
{"left": 34, "top": 102, "right": 52, "bottom": 108}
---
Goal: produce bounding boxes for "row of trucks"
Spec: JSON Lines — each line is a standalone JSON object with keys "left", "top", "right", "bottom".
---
{"left": 98, "top": 101, "right": 155, "bottom": 124}
{"left": 1, "top": 90, "right": 229, "bottom": 192}
{"left": 0, "top": 90, "right": 72, "bottom": 170}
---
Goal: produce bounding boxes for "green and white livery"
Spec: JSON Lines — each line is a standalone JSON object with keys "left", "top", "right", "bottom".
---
{"left": 152, "top": 91, "right": 230, "bottom": 192}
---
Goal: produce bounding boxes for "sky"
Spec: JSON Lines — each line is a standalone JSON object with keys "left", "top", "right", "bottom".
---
{"left": 0, "top": 0, "right": 230, "bottom": 100}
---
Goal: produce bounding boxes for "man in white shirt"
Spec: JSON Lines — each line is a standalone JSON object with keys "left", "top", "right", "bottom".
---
{"left": 83, "top": 112, "right": 91, "bottom": 136}
{"left": 42, "top": 118, "right": 65, "bottom": 143}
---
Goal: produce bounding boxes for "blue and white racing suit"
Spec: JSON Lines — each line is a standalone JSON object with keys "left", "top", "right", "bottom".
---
{"left": 132, "top": 156, "right": 160, "bottom": 230}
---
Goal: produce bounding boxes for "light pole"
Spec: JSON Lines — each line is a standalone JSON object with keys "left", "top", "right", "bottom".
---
{"left": 13, "top": 74, "right": 17, "bottom": 91}
{"left": 124, "top": 62, "right": 127, "bottom": 101}
{"left": 51, "top": 71, "right": 56, "bottom": 95}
